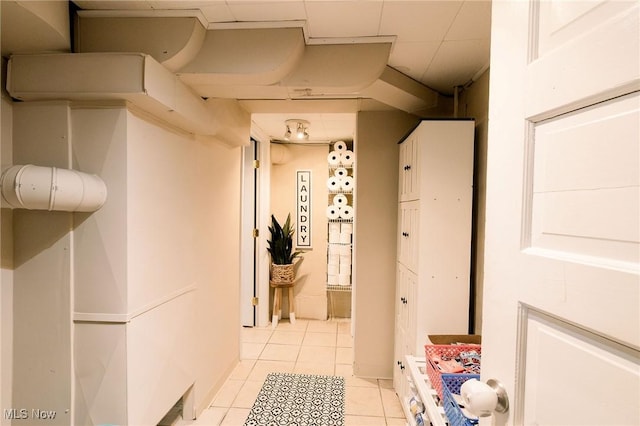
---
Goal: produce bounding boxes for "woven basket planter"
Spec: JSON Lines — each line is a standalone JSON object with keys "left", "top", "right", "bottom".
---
{"left": 271, "top": 263, "right": 295, "bottom": 283}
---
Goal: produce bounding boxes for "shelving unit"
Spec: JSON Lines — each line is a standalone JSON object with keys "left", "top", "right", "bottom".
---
{"left": 326, "top": 218, "right": 352, "bottom": 293}
{"left": 326, "top": 141, "right": 354, "bottom": 318}
{"left": 404, "top": 356, "right": 447, "bottom": 426}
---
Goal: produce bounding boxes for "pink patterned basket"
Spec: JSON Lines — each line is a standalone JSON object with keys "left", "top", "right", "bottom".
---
{"left": 424, "top": 344, "right": 482, "bottom": 400}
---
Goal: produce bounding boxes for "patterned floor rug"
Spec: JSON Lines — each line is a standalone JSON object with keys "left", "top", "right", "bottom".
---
{"left": 244, "top": 373, "right": 345, "bottom": 426}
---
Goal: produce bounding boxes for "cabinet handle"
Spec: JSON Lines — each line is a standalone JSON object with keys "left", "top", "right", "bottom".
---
{"left": 402, "top": 232, "right": 408, "bottom": 237}
{"left": 405, "top": 165, "right": 411, "bottom": 171}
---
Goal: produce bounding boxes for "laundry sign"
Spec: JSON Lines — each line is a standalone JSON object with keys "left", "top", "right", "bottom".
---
{"left": 296, "top": 170, "right": 312, "bottom": 248}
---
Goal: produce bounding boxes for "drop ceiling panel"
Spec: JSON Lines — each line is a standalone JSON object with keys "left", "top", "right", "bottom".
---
{"left": 388, "top": 41, "right": 440, "bottom": 81}
{"left": 445, "top": 0, "right": 492, "bottom": 41}
{"left": 315, "top": 113, "right": 357, "bottom": 140}
{"left": 198, "top": 4, "right": 236, "bottom": 23}
{"left": 73, "top": 1, "right": 154, "bottom": 10}
{"left": 226, "top": 1, "right": 307, "bottom": 22}
{"left": 422, "top": 38, "right": 490, "bottom": 92}
{"left": 251, "top": 112, "right": 355, "bottom": 142}
{"left": 379, "top": 1, "right": 463, "bottom": 42}
{"left": 305, "top": 1, "right": 383, "bottom": 38}
{"left": 146, "top": 1, "right": 218, "bottom": 9}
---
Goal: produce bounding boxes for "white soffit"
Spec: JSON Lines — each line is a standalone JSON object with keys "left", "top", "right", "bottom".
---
{"left": 70, "top": 1, "right": 492, "bottom": 97}
{"left": 74, "top": 15, "right": 206, "bottom": 72}
{"left": 0, "top": 1, "right": 71, "bottom": 57}
{"left": 73, "top": 14, "right": 438, "bottom": 113}
{"left": 281, "top": 43, "right": 392, "bottom": 95}
{"left": 6, "top": 53, "right": 251, "bottom": 147}
{"left": 361, "top": 67, "right": 439, "bottom": 114}
{"left": 177, "top": 27, "right": 306, "bottom": 86}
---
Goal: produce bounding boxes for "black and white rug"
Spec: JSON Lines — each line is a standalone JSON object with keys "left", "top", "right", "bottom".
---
{"left": 244, "top": 373, "right": 345, "bottom": 426}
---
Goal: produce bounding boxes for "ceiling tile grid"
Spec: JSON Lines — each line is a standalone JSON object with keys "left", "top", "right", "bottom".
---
{"left": 305, "top": 1, "right": 384, "bottom": 38}
{"left": 379, "top": 1, "right": 464, "bottom": 41}
{"left": 444, "top": 0, "right": 492, "bottom": 41}
{"left": 421, "top": 38, "right": 490, "bottom": 90}
{"left": 387, "top": 40, "right": 441, "bottom": 82}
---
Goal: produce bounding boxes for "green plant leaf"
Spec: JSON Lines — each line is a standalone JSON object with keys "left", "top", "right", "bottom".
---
{"left": 266, "top": 213, "right": 301, "bottom": 264}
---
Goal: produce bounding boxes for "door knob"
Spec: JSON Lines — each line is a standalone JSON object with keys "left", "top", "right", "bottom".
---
{"left": 460, "top": 378, "right": 509, "bottom": 416}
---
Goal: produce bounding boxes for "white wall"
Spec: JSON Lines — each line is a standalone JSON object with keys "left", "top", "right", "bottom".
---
{"left": 0, "top": 71, "right": 14, "bottom": 426}
{"left": 458, "top": 69, "right": 490, "bottom": 333}
{"left": 353, "top": 111, "right": 419, "bottom": 378}
{"left": 71, "top": 106, "right": 242, "bottom": 422}
{"left": 187, "top": 119, "right": 242, "bottom": 413}
{"left": 1, "top": 101, "right": 242, "bottom": 424}
{"left": 11, "top": 102, "right": 74, "bottom": 425}
{"left": 270, "top": 143, "right": 329, "bottom": 320}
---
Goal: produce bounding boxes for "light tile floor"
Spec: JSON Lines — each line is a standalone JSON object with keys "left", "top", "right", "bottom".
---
{"left": 176, "top": 319, "right": 405, "bottom": 426}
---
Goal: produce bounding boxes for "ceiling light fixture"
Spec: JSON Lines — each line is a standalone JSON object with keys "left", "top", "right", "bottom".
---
{"left": 285, "top": 119, "right": 310, "bottom": 141}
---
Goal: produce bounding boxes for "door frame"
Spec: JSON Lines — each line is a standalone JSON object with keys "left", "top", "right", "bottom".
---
{"left": 240, "top": 138, "right": 258, "bottom": 326}
{"left": 242, "top": 127, "right": 272, "bottom": 328}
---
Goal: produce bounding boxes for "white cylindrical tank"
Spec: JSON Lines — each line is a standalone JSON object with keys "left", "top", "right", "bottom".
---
{"left": 1, "top": 164, "right": 107, "bottom": 212}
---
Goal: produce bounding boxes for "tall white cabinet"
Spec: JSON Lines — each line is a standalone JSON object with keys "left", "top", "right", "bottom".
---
{"left": 393, "top": 120, "right": 475, "bottom": 407}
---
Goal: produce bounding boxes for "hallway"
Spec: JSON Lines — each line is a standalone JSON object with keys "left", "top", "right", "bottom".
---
{"left": 176, "top": 319, "right": 405, "bottom": 425}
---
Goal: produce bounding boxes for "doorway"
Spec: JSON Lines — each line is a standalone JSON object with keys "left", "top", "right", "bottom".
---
{"left": 240, "top": 138, "right": 259, "bottom": 327}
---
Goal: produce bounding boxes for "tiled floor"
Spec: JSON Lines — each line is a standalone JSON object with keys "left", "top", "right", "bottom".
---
{"left": 176, "top": 319, "right": 405, "bottom": 426}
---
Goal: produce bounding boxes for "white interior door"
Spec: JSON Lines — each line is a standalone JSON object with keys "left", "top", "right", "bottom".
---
{"left": 483, "top": 1, "right": 639, "bottom": 424}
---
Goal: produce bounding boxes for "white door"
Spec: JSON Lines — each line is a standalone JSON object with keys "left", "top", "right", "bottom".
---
{"left": 483, "top": 1, "right": 639, "bottom": 425}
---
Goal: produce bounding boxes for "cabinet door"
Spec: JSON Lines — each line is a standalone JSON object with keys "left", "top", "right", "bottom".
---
{"left": 396, "top": 264, "right": 409, "bottom": 334}
{"left": 399, "top": 133, "right": 419, "bottom": 202}
{"left": 393, "top": 265, "right": 407, "bottom": 391}
{"left": 397, "top": 201, "right": 419, "bottom": 272}
{"left": 392, "top": 321, "right": 406, "bottom": 392}
{"left": 405, "top": 269, "right": 418, "bottom": 356}
{"left": 394, "top": 264, "right": 416, "bottom": 397}
{"left": 394, "top": 264, "right": 420, "bottom": 401}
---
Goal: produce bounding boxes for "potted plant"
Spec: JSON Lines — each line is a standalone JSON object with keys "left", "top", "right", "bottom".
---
{"left": 267, "top": 214, "right": 302, "bottom": 283}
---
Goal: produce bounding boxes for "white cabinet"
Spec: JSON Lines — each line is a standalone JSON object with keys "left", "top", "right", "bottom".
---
{"left": 399, "top": 130, "right": 419, "bottom": 202}
{"left": 397, "top": 201, "right": 419, "bottom": 272}
{"left": 393, "top": 120, "right": 475, "bottom": 423}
